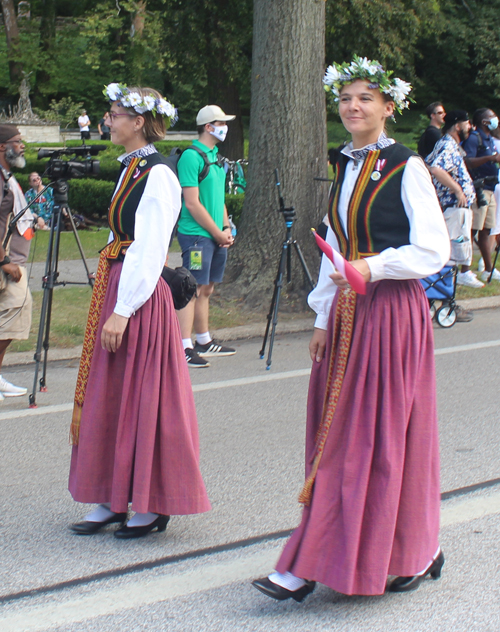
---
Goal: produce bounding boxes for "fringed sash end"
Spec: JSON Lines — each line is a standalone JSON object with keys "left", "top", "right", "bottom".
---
{"left": 70, "top": 403, "right": 82, "bottom": 445}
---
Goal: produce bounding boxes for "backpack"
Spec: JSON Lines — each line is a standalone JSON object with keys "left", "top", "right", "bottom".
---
{"left": 165, "top": 145, "right": 223, "bottom": 183}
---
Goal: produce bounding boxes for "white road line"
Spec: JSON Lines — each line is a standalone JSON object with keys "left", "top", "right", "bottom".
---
{"left": 1, "top": 339, "right": 499, "bottom": 423}
{"left": 1, "top": 490, "right": 499, "bottom": 631}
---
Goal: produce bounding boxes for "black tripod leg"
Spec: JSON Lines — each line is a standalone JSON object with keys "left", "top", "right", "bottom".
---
{"left": 30, "top": 285, "right": 54, "bottom": 406}
{"left": 488, "top": 243, "right": 500, "bottom": 283}
{"left": 292, "top": 241, "right": 315, "bottom": 289}
{"left": 265, "top": 245, "right": 288, "bottom": 370}
{"left": 259, "top": 244, "right": 287, "bottom": 358}
{"left": 65, "top": 208, "right": 94, "bottom": 287}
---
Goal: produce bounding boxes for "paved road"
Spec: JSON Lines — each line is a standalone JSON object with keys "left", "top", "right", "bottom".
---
{"left": 0, "top": 310, "right": 499, "bottom": 630}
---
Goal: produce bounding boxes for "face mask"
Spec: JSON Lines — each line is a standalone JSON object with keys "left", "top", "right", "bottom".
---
{"left": 209, "top": 124, "right": 228, "bottom": 142}
{"left": 487, "top": 116, "right": 499, "bottom": 131}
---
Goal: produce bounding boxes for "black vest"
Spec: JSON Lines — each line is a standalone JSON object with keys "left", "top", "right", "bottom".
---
{"left": 328, "top": 143, "right": 415, "bottom": 260}
{"left": 107, "top": 153, "right": 170, "bottom": 260}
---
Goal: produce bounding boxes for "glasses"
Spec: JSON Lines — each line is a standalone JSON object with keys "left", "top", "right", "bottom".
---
{"left": 106, "top": 112, "right": 136, "bottom": 122}
{"left": 7, "top": 139, "right": 24, "bottom": 145}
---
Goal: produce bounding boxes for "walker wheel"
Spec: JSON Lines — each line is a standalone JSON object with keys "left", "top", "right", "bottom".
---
{"left": 436, "top": 305, "right": 457, "bottom": 328}
{"left": 429, "top": 301, "right": 436, "bottom": 321}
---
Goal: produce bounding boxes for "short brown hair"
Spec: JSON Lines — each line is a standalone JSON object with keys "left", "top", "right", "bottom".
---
{"left": 125, "top": 86, "right": 166, "bottom": 143}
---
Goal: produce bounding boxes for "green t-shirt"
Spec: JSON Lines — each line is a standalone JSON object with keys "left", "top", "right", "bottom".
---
{"left": 177, "top": 139, "right": 226, "bottom": 239}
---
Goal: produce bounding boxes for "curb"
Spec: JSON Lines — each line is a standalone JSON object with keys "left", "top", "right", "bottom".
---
{"left": 4, "top": 296, "right": 499, "bottom": 368}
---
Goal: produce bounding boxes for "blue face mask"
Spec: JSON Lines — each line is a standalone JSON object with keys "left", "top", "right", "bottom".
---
{"left": 487, "top": 116, "right": 499, "bottom": 131}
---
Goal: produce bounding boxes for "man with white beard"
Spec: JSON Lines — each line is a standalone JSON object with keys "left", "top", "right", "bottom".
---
{"left": 0, "top": 125, "right": 34, "bottom": 399}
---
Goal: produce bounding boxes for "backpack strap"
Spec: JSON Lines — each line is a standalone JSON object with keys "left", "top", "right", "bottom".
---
{"left": 183, "top": 145, "right": 221, "bottom": 183}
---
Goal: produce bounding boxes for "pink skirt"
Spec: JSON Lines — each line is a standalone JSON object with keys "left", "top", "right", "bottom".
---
{"left": 276, "top": 279, "right": 440, "bottom": 595}
{"left": 68, "top": 262, "right": 211, "bottom": 516}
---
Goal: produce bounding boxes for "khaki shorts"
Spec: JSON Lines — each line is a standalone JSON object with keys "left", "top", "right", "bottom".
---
{"left": 0, "top": 266, "right": 32, "bottom": 340}
{"left": 472, "top": 188, "right": 496, "bottom": 231}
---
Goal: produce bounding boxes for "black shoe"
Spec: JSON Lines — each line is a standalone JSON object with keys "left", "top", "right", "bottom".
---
{"left": 388, "top": 550, "right": 445, "bottom": 593}
{"left": 185, "top": 347, "right": 210, "bottom": 368}
{"left": 70, "top": 512, "right": 128, "bottom": 535}
{"left": 455, "top": 305, "right": 474, "bottom": 322}
{"left": 252, "top": 577, "right": 316, "bottom": 602}
{"left": 113, "top": 514, "right": 170, "bottom": 539}
{"left": 193, "top": 339, "right": 236, "bottom": 357}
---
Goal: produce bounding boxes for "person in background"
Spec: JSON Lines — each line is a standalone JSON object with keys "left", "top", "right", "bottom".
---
{"left": 418, "top": 102, "right": 446, "bottom": 159}
{"left": 78, "top": 109, "right": 91, "bottom": 141}
{"left": 68, "top": 84, "right": 210, "bottom": 539}
{"left": 176, "top": 105, "right": 236, "bottom": 368}
{"left": 462, "top": 108, "right": 500, "bottom": 283}
{"left": 478, "top": 126, "right": 500, "bottom": 274}
{"left": 98, "top": 112, "right": 110, "bottom": 140}
{"left": 0, "top": 125, "right": 35, "bottom": 399}
{"left": 253, "top": 57, "right": 450, "bottom": 603}
{"left": 25, "top": 172, "right": 53, "bottom": 230}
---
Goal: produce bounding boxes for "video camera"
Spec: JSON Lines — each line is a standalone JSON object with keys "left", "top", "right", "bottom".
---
{"left": 472, "top": 175, "right": 498, "bottom": 208}
{"left": 37, "top": 145, "right": 105, "bottom": 180}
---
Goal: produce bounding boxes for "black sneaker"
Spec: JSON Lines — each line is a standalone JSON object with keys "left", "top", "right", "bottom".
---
{"left": 185, "top": 347, "right": 210, "bottom": 368}
{"left": 193, "top": 339, "right": 236, "bottom": 357}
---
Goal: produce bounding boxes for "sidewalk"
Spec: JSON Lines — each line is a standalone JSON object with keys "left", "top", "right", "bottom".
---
{"left": 4, "top": 294, "right": 499, "bottom": 367}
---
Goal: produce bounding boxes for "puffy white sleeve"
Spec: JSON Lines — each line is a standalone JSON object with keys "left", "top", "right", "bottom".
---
{"left": 113, "top": 165, "right": 182, "bottom": 317}
{"left": 307, "top": 224, "right": 339, "bottom": 330}
{"left": 366, "top": 156, "right": 451, "bottom": 282}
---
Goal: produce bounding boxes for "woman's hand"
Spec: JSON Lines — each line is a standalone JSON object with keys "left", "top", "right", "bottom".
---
{"left": 329, "top": 258, "right": 371, "bottom": 289}
{"left": 309, "top": 327, "right": 327, "bottom": 363}
{"left": 101, "top": 313, "right": 129, "bottom": 353}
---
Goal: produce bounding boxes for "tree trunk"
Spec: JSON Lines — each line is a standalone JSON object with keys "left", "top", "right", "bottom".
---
{"left": 1, "top": 0, "right": 22, "bottom": 85}
{"left": 223, "top": 0, "right": 328, "bottom": 308}
{"left": 36, "top": 0, "right": 56, "bottom": 101}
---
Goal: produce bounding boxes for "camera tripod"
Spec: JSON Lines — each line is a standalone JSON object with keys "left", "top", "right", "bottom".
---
{"left": 29, "top": 179, "right": 95, "bottom": 407}
{"left": 259, "top": 170, "right": 315, "bottom": 370}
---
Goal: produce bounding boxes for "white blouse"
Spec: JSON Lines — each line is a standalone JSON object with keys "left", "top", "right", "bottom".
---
{"left": 309, "top": 153, "right": 451, "bottom": 330}
{"left": 108, "top": 163, "right": 182, "bottom": 318}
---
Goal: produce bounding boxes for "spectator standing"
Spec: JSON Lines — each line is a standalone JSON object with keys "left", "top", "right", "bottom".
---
{"left": 78, "top": 109, "right": 91, "bottom": 141}
{"left": 478, "top": 126, "right": 500, "bottom": 273}
{"left": 98, "top": 113, "right": 110, "bottom": 140}
{"left": 462, "top": 108, "right": 500, "bottom": 283}
{"left": 176, "top": 105, "right": 237, "bottom": 368}
{"left": 25, "top": 172, "right": 53, "bottom": 229}
{"left": 418, "top": 102, "right": 446, "bottom": 158}
{"left": 426, "top": 110, "right": 481, "bottom": 304}
{"left": 0, "top": 125, "right": 35, "bottom": 399}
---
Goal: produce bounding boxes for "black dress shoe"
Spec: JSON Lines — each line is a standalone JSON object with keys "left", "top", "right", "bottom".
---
{"left": 252, "top": 577, "right": 316, "bottom": 602}
{"left": 113, "top": 514, "right": 170, "bottom": 539}
{"left": 388, "top": 550, "right": 445, "bottom": 593}
{"left": 70, "top": 513, "right": 128, "bottom": 535}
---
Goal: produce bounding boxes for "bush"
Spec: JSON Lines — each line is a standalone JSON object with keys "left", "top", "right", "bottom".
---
{"left": 225, "top": 194, "right": 245, "bottom": 226}
{"left": 68, "top": 179, "right": 115, "bottom": 216}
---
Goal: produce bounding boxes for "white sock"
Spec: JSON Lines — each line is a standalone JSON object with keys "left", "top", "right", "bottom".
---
{"left": 84, "top": 504, "right": 114, "bottom": 523}
{"left": 182, "top": 338, "right": 194, "bottom": 350}
{"left": 196, "top": 332, "right": 211, "bottom": 345}
{"left": 268, "top": 571, "right": 306, "bottom": 591}
{"left": 126, "top": 512, "right": 158, "bottom": 527}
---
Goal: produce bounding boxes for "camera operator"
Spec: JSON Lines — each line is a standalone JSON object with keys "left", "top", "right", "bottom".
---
{"left": 0, "top": 125, "right": 35, "bottom": 399}
{"left": 462, "top": 108, "right": 500, "bottom": 282}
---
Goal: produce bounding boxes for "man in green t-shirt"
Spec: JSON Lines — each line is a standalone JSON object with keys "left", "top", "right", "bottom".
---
{"left": 177, "top": 105, "right": 237, "bottom": 368}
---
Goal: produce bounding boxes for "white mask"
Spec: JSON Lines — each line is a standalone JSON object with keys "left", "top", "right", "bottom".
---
{"left": 209, "top": 124, "right": 228, "bottom": 142}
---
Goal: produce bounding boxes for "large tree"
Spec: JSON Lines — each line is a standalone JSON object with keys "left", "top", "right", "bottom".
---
{"left": 224, "top": 0, "right": 328, "bottom": 306}
{"left": 0, "top": 0, "right": 22, "bottom": 85}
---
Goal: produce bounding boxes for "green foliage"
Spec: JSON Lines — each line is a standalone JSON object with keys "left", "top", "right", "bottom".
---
{"left": 35, "top": 96, "right": 84, "bottom": 129}
{"left": 225, "top": 194, "right": 245, "bottom": 226}
{"left": 68, "top": 179, "right": 115, "bottom": 216}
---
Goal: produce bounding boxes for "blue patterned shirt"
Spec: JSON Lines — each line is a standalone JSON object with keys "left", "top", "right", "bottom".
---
{"left": 25, "top": 186, "right": 54, "bottom": 222}
{"left": 426, "top": 134, "right": 476, "bottom": 210}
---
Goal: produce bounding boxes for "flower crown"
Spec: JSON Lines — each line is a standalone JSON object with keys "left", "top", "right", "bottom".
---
{"left": 323, "top": 56, "right": 413, "bottom": 115}
{"left": 103, "top": 83, "right": 177, "bottom": 126}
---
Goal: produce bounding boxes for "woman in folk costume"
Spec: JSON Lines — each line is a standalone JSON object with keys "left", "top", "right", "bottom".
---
{"left": 69, "top": 84, "right": 211, "bottom": 539}
{"left": 253, "top": 57, "right": 451, "bottom": 601}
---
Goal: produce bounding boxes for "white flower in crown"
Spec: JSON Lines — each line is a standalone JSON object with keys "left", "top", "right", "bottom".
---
{"left": 157, "top": 98, "right": 175, "bottom": 118}
{"left": 144, "top": 95, "right": 156, "bottom": 111}
{"left": 324, "top": 64, "right": 342, "bottom": 86}
{"left": 127, "top": 92, "right": 142, "bottom": 107}
{"left": 106, "top": 83, "right": 122, "bottom": 101}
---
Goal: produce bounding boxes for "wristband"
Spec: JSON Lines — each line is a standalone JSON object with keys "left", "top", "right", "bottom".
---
{"left": 0, "top": 256, "right": 11, "bottom": 267}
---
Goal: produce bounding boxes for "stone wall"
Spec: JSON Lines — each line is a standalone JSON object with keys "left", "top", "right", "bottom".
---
{"left": 17, "top": 124, "right": 61, "bottom": 143}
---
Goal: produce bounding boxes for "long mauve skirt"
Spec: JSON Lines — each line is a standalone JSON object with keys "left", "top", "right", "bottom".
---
{"left": 276, "top": 279, "right": 440, "bottom": 596}
{"left": 68, "top": 262, "right": 211, "bottom": 516}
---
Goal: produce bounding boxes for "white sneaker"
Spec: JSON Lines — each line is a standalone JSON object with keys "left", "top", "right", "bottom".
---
{"left": 477, "top": 257, "right": 485, "bottom": 273}
{"left": 456, "top": 271, "right": 485, "bottom": 288}
{"left": 0, "top": 375, "right": 27, "bottom": 397}
{"left": 481, "top": 268, "right": 500, "bottom": 282}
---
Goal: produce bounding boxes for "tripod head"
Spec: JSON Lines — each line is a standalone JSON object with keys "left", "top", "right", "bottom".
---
{"left": 274, "top": 168, "right": 296, "bottom": 225}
